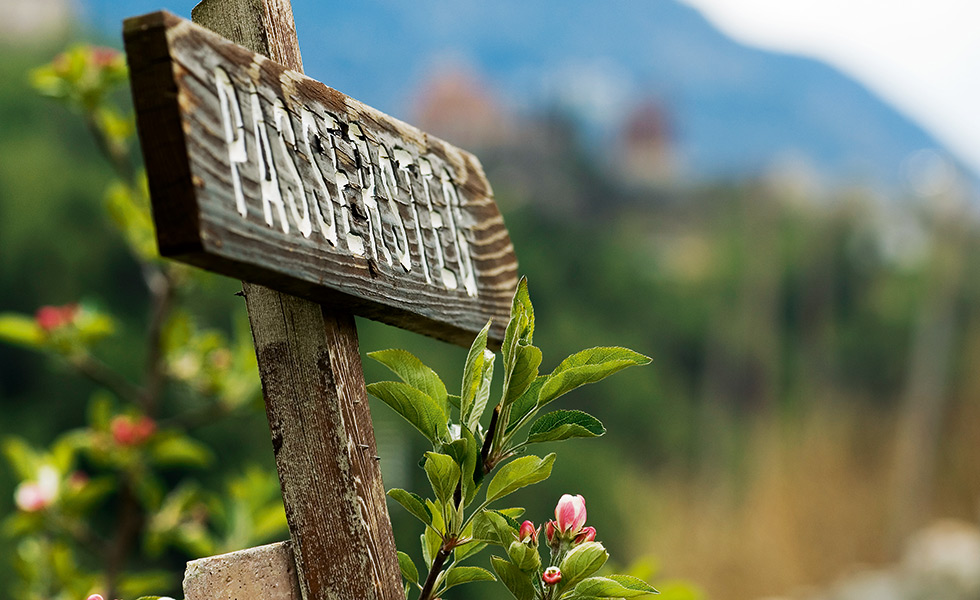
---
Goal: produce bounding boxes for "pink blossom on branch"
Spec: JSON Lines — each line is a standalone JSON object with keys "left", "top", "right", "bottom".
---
{"left": 575, "top": 525, "right": 597, "bottom": 544}
{"left": 555, "top": 493, "right": 587, "bottom": 533}
{"left": 110, "top": 415, "right": 157, "bottom": 447}
{"left": 544, "top": 519, "right": 557, "bottom": 545}
{"left": 518, "top": 520, "right": 538, "bottom": 544}
{"left": 14, "top": 465, "right": 60, "bottom": 512}
{"left": 35, "top": 304, "right": 78, "bottom": 331}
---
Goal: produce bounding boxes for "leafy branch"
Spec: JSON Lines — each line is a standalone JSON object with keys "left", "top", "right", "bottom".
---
{"left": 367, "top": 277, "right": 652, "bottom": 600}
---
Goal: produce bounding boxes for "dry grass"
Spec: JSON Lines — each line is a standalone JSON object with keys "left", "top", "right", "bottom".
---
{"left": 619, "top": 403, "right": 979, "bottom": 600}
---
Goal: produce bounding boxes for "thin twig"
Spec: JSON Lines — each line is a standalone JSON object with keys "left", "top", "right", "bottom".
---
{"left": 84, "top": 114, "right": 137, "bottom": 188}
{"left": 104, "top": 476, "right": 144, "bottom": 600}
{"left": 68, "top": 353, "right": 144, "bottom": 406}
{"left": 141, "top": 266, "right": 175, "bottom": 416}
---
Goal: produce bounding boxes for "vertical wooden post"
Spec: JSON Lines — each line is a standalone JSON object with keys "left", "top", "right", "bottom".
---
{"left": 190, "top": 2, "right": 404, "bottom": 598}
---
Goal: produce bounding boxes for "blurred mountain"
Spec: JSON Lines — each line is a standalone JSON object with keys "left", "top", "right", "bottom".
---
{"left": 78, "top": 0, "right": 961, "bottom": 189}
{"left": 289, "top": 0, "right": 951, "bottom": 189}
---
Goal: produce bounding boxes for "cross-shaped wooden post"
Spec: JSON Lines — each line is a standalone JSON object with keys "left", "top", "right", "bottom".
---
{"left": 122, "top": 1, "right": 518, "bottom": 598}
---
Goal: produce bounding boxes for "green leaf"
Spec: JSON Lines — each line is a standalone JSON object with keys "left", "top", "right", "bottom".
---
{"left": 387, "top": 489, "right": 433, "bottom": 526}
{"left": 368, "top": 349, "right": 448, "bottom": 412}
{"left": 443, "top": 565, "right": 496, "bottom": 591}
{"left": 490, "top": 556, "right": 537, "bottom": 600}
{"left": 506, "top": 540, "right": 541, "bottom": 571}
{"left": 454, "top": 540, "right": 487, "bottom": 563}
{"left": 539, "top": 347, "right": 651, "bottom": 407}
{"left": 485, "top": 453, "right": 555, "bottom": 504}
{"left": 0, "top": 313, "right": 43, "bottom": 349}
{"left": 473, "top": 352, "right": 495, "bottom": 431}
{"left": 117, "top": 570, "right": 175, "bottom": 598}
{"left": 2, "top": 438, "right": 40, "bottom": 480}
{"left": 367, "top": 381, "right": 449, "bottom": 445}
{"left": 572, "top": 576, "right": 658, "bottom": 598}
{"left": 607, "top": 574, "right": 659, "bottom": 596}
{"left": 526, "top": 410, "right": 605, "bottom": 444}
{"left": 495, "top": 508, "right": 525, "bottom": 527}
{"left": 503, "top": 344, "right": 542, "bottom": 407}
{"left": 424, "top": 452, "right": 461, "bottom": 506}
{"left": 502, "top": 278, "right": 535, "bottom": 358}
{"left": 420, "top": 533, "right": 434, "bottom": 569}
{"left": 472, "top": 509, "right": 517, "bottom": 546}
{"left": 88, "top": 391, "right": 114, "bottom": 430}
{"left": 397, "top": 551, "right": 419, "bottom": 586}
{"left": 148, "top": 434, "right": 213, "bottom": 468}
{"left": 422, "top": 525, "right": 442, "bottom": 569}
{"left": 505, "top": 376, "right": 545, "bottom": 434}
{"left": 443, "top": 428, "right": 481, "bottom": 507}
{"left": 460, "top": 321, "right": 493, "bottom": 431}
{"left": 569, "top": 576, "right": 659, "bottom": 598}
{"left": 559, "top": 541, "right": 609, "bottom": 590}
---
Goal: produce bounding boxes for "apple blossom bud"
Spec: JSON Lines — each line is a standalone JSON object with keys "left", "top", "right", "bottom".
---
{"left": 518, "top": 520, "right": 537, "bottom": 544}
{"left": 542, "top": 566, "right": 562, "bottom": 585}
{"left": 90, "top": 47, "right": 121, "bottom": 68}
{"left": 574, "top": 526, "right": 596, "bottom": 544}
{"left": 555, "top": 493, "right": 587, "bottom": 533}
{"left": 14, "top": 465, "right": 59, "bottom": 512}
{"left": 111, "top": 415, "right": 156, "bottom": 446}
{"left": 544, "top": 520, "right": 557, "bottom": 545}
{"left": 35, "top": 304, "right": 78, "bottom": 331}
{"left": 86, "top": 595, "right": 104, "bottom": 600}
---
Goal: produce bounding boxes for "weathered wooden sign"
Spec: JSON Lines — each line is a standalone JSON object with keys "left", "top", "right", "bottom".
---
{"left": 124, "top": 1, "right": 522, "bottom": 599}
{"left": 124, "top": 10, "right": 517, "bottom": 346}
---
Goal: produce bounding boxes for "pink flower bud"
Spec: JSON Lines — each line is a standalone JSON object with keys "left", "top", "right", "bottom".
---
{"left": 15, "top": 482, "right": 50, "bottom": 512}
{"left": 14, "top": 466, "right": 59, "bottom": 512}
{"left": 35, "top": 304, "right": 78, "bottom": 331}
{"left": 542, "top": 566, "right": 562, "bottom": 585}
{"left": 518, "top": 520, "right": 537, "bottom": 544}
{"left": 555, "top": 494, "right": 587, "bottom": 533}
{"left": 574, "top": 526, "right": 596, "bottom": 544}
{"left": 87, "top": 594, "right": 105, "bottom": 600}
{"left": 90, "top": 47, "right": 121, "bottom": 68}
{"left": 111, "top": 415, "right": 156, "bottom": 447}
{"left": 544, "top": 520, "right": 557, "bottom": 545}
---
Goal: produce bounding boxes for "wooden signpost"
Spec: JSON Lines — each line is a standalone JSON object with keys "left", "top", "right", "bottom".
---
{"left": 122, "top": 0, "right": 518, "bottom": 598}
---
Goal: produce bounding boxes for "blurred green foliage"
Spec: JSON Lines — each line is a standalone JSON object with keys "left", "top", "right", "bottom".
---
{"left": 1, "top": 30, "right": 977, "bottom": 600}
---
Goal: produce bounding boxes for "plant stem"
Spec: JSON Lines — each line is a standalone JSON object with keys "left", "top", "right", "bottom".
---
{"left": 141, "top": 265, "right": 174, "bottom": 416}
{"left": 84, "top": 113, "right": 137, "bottom": 188}
{"left": 68, "top": 353, "right": 143, "bottom": 406}
{"left": 479, "top": 405, "right": 501, "bottom": 476}
{"left": 418, "top": 545, "right": 452, "bottom": 600}
{"left": 104, "top": 474, "right": 144, "bottom": 600}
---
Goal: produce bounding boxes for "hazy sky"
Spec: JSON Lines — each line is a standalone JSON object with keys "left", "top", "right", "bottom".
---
{"left": 79, "top": 0, "right": 979, "bottom": 182}
{"left": 679, "top": 0, "right": 980, "bottom": 179}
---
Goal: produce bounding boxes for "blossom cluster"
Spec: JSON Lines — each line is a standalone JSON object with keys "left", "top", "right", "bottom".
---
{"left": 517, "top": 494, "right": 599, "bottom": 588}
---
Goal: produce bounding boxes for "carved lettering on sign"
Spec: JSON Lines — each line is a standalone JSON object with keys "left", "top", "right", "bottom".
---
{"left": 124, "top": 11, "right": 518, "bottom": 346}
{"left": 213, "top": 66, "right": 477, "bottom": 297}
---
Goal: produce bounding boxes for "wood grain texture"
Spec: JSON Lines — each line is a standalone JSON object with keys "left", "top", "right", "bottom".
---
{"left": 123, "top": 9, "right": 517, "bottom": 347}
{"left": 172, "top": 2, "right": 405, "bottom": 599}
{"left": 245, "top": 290, "right": 403, "bottom": 600}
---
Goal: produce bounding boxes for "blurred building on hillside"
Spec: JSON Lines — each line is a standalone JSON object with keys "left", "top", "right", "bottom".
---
{"left": 411, "top": 63, "right": 680, "bottom": 212}
{"left": 617, "top": 99, "right": 677, "bottom": 187}
{"left": 412, "top": 63, "right": 516, "bottom": 150}
{"left": 1, "top": 0, "right": 71, "bottom": 43}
